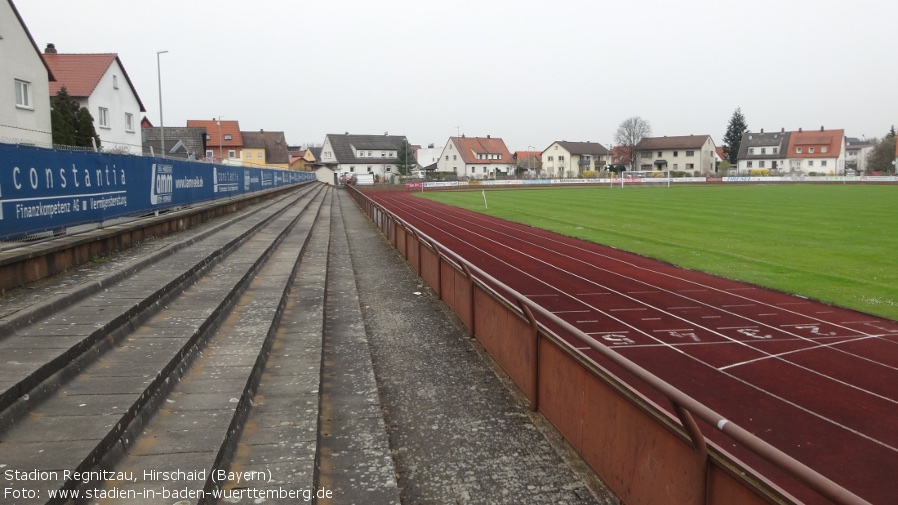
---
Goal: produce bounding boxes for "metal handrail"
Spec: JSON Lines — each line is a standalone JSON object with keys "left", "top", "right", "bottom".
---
{"left": 346, "top": 185, "right": 871, "bottom": 505}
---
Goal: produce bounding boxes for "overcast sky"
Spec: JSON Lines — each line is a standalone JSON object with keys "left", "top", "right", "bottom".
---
{"left": 16, "top": 0, "right": 898, "bottom": 151}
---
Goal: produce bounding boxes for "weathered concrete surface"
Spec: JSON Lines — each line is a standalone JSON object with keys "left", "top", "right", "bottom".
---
{"left": 336, "top": 190, "right": 618, "bottom": 505}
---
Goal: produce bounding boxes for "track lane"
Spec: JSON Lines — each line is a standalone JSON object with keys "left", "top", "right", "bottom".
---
{"left": 370, "top": 191, "right": 898, "bottom": 504}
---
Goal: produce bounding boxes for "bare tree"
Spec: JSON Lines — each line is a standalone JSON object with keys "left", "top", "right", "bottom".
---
{"left": 614, "top": 116, "right": 652, "bottom": 172}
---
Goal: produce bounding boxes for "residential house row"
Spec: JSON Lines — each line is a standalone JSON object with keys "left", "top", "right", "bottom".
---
{"left": 3, "top": 0, "right": 290, "bottom": 168}
{"left": 735, "top": 127, "right": 847, "bottom": 175}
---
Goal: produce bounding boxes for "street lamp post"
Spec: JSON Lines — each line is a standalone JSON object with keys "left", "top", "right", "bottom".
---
{"left": 156, "top": 50, "right": 168, "bottom": 158}
{"left": 217, "top": 116, "right": 224, "bottom": 163}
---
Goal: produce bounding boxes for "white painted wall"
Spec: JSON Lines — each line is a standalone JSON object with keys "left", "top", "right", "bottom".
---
{"left": 0, "top": 1, "right": 52, "bottom": 146}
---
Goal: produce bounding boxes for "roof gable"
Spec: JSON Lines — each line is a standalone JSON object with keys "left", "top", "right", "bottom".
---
{"left": 43, "top": 53, "right": 145, "bottom": 111}
{"left": 786, "top": 129, "right": 844, "bottom": 158}
{"left": 637, "top": 135, "right": 712, "bottom": 150}
{"left": 187, "top": 120, "right": 243, "bottom": 147}
{"left": 452, "top": 136, "right": 513, "bottom": 164}
{"left": 241, "top": 130, "right": 290, "bottom": 164}
{"left": 323, "top": 133, "right": 409, "bottom": 164}
{"left": 736, "top": 131, "right": 791, "bottom": 159}
{"left": 6, "top": 0, "right": 55, "bottom": 81}
{"left": 553, "top": 141, "right": 609, "bottom": 156}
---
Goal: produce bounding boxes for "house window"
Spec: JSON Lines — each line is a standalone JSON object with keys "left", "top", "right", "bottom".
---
{"left": 748, "top": 148, "right": 754, "bottom": 154}
{"left": 386, "top": 166, "right": 392, "bottom": 172}
{"left": 686, "top": 163, "right": 694, "bottom": 169}
{"left": 245, "top": 152, "right": 251, "bottom": 159}
{"left": 445, "top": 156, "right": 449, "bottom": 161}
{"left": 14, "top": 80, "right": 31, "bottom": 107}
{"left": 206, "top": 150, "right": 213, "bottom": 158}
{"left": 673, "top": 151, "right": 679, "bottom": 157}
{"left": 747, "top": 161, "right": 753, "bottom": 168}
{"left": 641, "top": 152, "right": 651, "bottom": 159}
{"left": 559, "top": 156, "right": 565, "bottom": 161}
{"left": 228, "top": 150, "right": 236, "bottom": 158}
{"left": 206, "top": 134, "right": 211, "bottom": 140}
{"left": 124, "top": 113, "right": 134, "bottom": 131}
{"left": 98, "top": 107, "right": 109, "bottom": 127}
{"left": 350, "top": 167, "right": 355, "bottom": 172}
{"left": 796, "top": 147, "right": 802, "bottom": 154}
{"left": 809, "top": 147, "right": 815, "bottom": 153}
{"left": 257, "top": 152, "right": 262, "bottom": 158}
{"left": 113, "top": 75, "right": 119, "bottom": 89}
{"left": 657, "top": 152, "right": 662, "bottom": 157}
{"left": 773, "top": 148, "right": 778, "bottom": 154}
{"left": 822, "top": 146, "right": 828, "bottom": 153}
{"left": 673, "top": 164, "right": 678, "bottom": 170}
{"left": 821, "top": 160, "right": 828, "bottom": 167}
{"left": 759, "top": 161, "right": 766, "bottom": 168}
{"left": 453, "top": 155, "right": 457, "bottom": 160}
{"left": 761, "top": 148, "right": 766, "bottom": 154}
{"left": 224, "top": 134, "right": 232, "bottom": 140}
{"left": 381, "top": 152, "right": 386, "bottom": 157}
{"left": 808, "top": 160, "right": 814, "bottom": 167}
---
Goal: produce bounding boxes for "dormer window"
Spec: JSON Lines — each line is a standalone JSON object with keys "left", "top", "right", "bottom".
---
{"left": 822, "top": 146, "right": 828, "bottom": 153}
{"left": 809, "top": 147, "right": 815, "bottom": 153}
{"left": 796, "top": 147, "right": 802, "bottom": 154}
{"left": 224, "top": 134, "right": 232, "bottom": 140}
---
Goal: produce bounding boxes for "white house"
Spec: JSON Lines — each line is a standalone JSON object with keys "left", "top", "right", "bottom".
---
{"left": 541, "top": 141, "right": 610, "bottom": 178}
{"left": 844, "top": 137, "right": 873, "bottom": 174}
{"left": 635, "top": 135, "right": 718, "bottom": 175}
{"left": 319, "top": 133, "right": 409, "bottom": 181}
{"left": 735, "top": 129, "right": 791, "bottom": 174}
{"left": 42, "top": 44, "right": 146, "bottom": 154}
{"left": 435, "top": 135, "right": 515, "bottom": 179}
{"left": 0, "top": 0, "right": 54, "bottom": 146}
{"left": 785, "top": 128, "right": 846, "bottom": 175}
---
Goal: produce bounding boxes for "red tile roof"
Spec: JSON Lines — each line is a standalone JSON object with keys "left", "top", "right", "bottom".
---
{"left": 43, "top": 53, "right": 144, "bottom": 111}
{"left": 514, "top": 151, "right": 541, "bottom": 161}
{"left": 786, "top": 129, "right": 844, "bottom": 158}
{"left": 187, "top": 120, "right": 243, "bottom": 147}
{"left": 452, "top": 136, "right": 513, "bottom": 164}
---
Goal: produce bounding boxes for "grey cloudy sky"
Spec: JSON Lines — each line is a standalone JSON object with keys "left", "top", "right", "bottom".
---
{"left": 16, "top": 0, "right": 898, "bottom": 151}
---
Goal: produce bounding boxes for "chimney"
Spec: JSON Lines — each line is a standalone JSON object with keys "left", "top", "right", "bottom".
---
{"left": 760, "top": 128, "right": 764, "bottom": 134}
{"left": 820, "top": 126, "right": 824, "bottom": 131}
{"left": 799, "top": 128, "right": 803, "bottom": 132}
{"left": 781, "top": 127, "right": 785, "bottom": 133}
{"left": 44, "top": 43, "right": 57, "bottom": 54}
{"left": 487, "top": 135, "right": 490, "bottom": 139}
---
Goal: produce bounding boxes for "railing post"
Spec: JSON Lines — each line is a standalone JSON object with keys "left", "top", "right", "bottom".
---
{"left": 519, "top": 301, "right": 540, "bottom": 412}
{"left": 461, "top": 263, "right": 475, "bottom": 339}
{"left": 671, "top": 401, "right": 709, "bottom": 504}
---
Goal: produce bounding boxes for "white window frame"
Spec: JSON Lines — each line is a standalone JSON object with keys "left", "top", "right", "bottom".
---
{"left": 124, "top": 113, "right": 134, "bottom": 132}
{"left": 206, "top": 149, "right": 214, "bottom": 158}
{"left": 98, "top": 107, "right": 109, "bottom": 128}
{"left": 228, "top": 149, "right": 236, "bottom": 158}
{"left": 15, "top": 79, "right": 32, "bottom": 108}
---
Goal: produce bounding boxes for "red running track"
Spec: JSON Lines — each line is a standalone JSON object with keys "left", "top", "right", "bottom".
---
{"left": 369, "top": 191, "right": 898, "bottom": 505}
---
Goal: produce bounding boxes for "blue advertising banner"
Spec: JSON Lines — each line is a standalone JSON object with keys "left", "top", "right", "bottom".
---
{"left": 0, "top": 143, "right": 314, "bottom": 240}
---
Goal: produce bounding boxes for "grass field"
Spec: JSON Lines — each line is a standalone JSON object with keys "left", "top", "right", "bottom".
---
{"left": 419, "top": 184, "right": 898, "bottom": 321}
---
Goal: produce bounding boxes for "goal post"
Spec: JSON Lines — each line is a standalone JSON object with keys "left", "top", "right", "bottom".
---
{"left": 616, "top": 170, "right": 671, "bottom": 188}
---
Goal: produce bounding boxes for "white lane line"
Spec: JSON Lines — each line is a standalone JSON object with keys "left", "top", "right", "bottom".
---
{"left": 389, "top": 196, "right": 898, "bottom": 452}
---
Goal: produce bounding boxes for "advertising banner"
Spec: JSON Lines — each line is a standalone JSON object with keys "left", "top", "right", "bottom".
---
{"left": 0, "top": 144, "right": 313, "bottom": 240}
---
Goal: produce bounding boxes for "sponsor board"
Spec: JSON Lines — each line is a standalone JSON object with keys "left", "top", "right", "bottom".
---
{"left": 0, "top": 143, "right": 313, "bottom": 240}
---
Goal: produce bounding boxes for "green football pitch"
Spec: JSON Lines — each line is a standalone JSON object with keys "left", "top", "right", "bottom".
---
{"left": 419, "top": 184, "right": 898, "bottom": 321}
